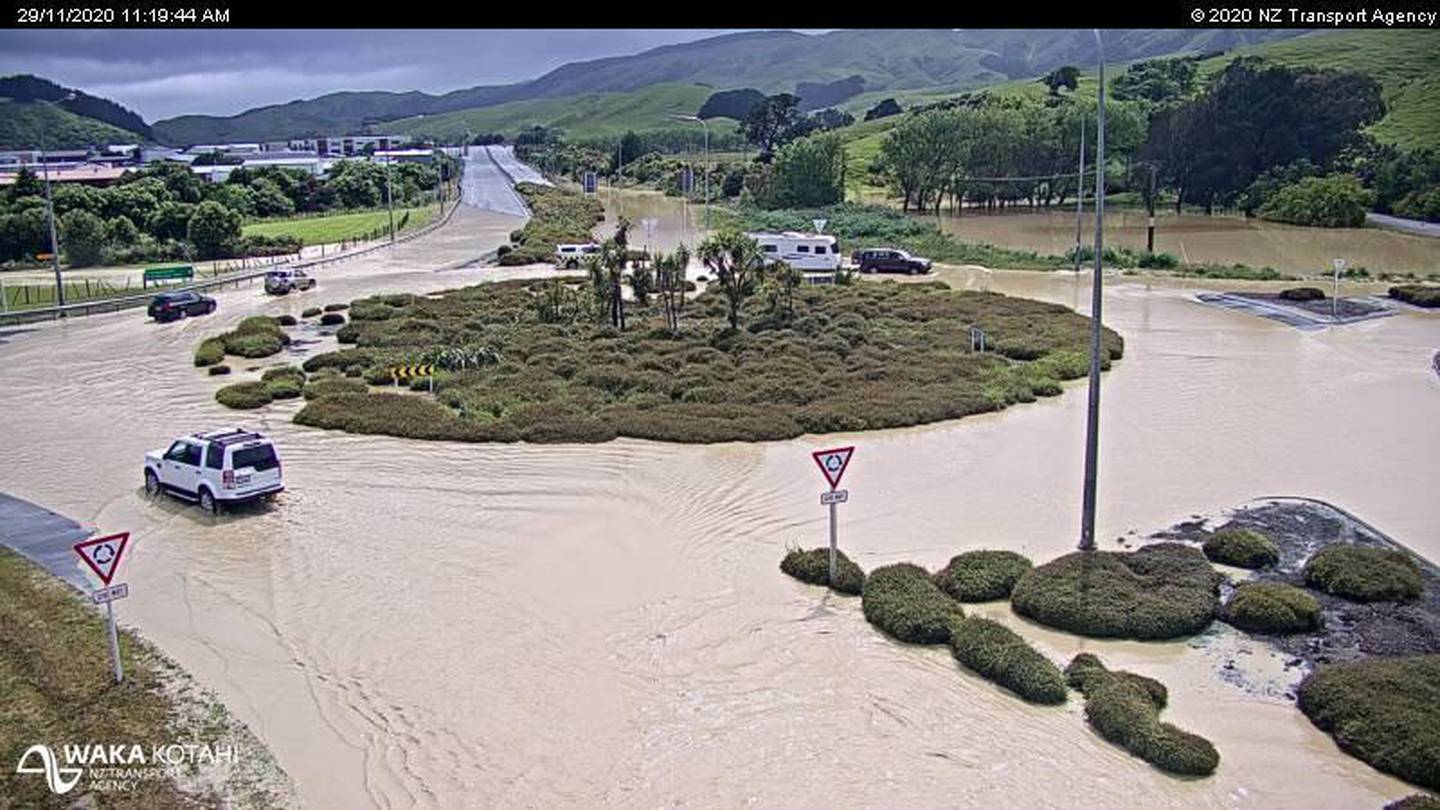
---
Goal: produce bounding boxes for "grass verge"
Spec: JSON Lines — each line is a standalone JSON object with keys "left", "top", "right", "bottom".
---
{"left": 498, "top": 183, "right": 605, "bottom": 265}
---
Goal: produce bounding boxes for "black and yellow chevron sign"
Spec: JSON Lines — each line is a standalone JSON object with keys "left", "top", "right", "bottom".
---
{"left": 389, "top": 364, "right": 435, "bottom": 380}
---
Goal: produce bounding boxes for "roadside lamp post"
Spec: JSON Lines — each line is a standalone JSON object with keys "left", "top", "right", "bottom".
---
{"left": 1079, "top": 29, "right": 1107, "bottom": 553}
{"left": 38, "top": 92, "right": 77, "bottom": 309}
{"left": 671, "top": 114, "right": 710, "bottom": 229}
{"left": 1333, "top": 258, "right": 1346, "bottom": 321}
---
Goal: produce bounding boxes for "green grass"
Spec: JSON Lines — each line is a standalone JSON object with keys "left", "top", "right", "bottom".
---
{"left": 1010, "top": 544, "right": 1221, "bottom": 640}
{"left": 949, "top": 616, "right": 1067, "bottom": 704}
{"left": 932, "top": 550, "right": 1032, "bottom": 602}
{"left": 1303, "top": 544, "right": 1423, "bottom": 603}
{"left": 242, "top": 205, "right": 436, "bottom": 245}
{"left": 287, "top": 278, "right": 1121, "bottom": 444}
{"left": 0, "top": 548, "right": 219, "bottom": 806}
{"left": 499, "top": 183, "right": 606, "bottom": 265}
{"left": 779, "top": 547, "right": 865, "bottom": 595}
{"left": 1222, "top": 583, "right": 1322, "bottom": 635}
{"left": 1065, "top": 652, "right": 1220, "bottom": 777}
{"left": 386, "top": 83, "right": 737, "bottom": 142}
{"left": 215, "top": 381, "right": 273, "bottom": 409}
{"left": 1202, "top": 528, "right": 1280, "bottom": 569}
{"left": 861, "top": 563, "right": 965, "bottom": 645}
{"left": 1298, "top": 655, "right": 1440, "bottom": 791}
{"left": 0, "top": 97, "right": 142, "bottom": 150}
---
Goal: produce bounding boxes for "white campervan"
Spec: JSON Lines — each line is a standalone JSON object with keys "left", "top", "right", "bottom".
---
{"left": 746, "top": 231, "right": 842, "bottom": 271}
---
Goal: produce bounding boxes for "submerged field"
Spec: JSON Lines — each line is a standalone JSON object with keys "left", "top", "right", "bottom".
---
{"left": 284, "top": 279, "right": 1122, "bottom": 444}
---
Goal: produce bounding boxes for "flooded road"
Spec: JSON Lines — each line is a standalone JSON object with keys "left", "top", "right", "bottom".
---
{"left": 929, "top": 207, "right": 1440, "bottom": 275}
{"left": 1, "top": 190, "right": 1437, "bottom": 808}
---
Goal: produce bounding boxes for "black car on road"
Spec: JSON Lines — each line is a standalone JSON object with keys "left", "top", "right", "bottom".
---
{"left": 853, "top": 248, "right": 933, "bottom": 275}
{"left": 148, "top": 291, "right": 217, "bottom": 322}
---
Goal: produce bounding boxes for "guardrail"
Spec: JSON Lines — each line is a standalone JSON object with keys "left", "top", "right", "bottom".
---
{"left": 0, "top": 198, "right": 463, "bottom": 327}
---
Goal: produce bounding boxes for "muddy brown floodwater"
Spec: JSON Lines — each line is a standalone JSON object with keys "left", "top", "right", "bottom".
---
{"left": 1, "top": 199, "right": 1437, "bottom": 809}
{"left": 928, "top": 207, "right": 1440, "bottom": 275}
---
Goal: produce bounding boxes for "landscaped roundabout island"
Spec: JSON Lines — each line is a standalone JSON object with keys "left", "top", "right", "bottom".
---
{"left": 199, "top": 276, "right": 1123, "bottom": 443}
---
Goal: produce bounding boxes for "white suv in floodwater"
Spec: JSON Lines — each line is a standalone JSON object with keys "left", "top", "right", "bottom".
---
{"left": 144, "top": 428, "right": 284, "bottom": 513}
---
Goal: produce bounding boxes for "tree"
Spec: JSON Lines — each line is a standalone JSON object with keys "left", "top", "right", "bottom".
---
{"left": 760, "top": 260, "right": 801, "bottom": 321}
{"left": 59, "top": 209, "right": 106, "bottom": 267}
{"left": 147, "top": 200, "right": 195, "bottom": 241}
{"left": 698, "top": 231, "right": 764, "bottom": 330}
{"left": 614, "top": 130, "right": 645, "bottom": 174}
{"left": 740, "top": 93, "right": 804, "bottom": 163}
{"left": 1041, "top": 66, "right": 1081, "bottom": 96}
{"left": 864, "top": 98, "right": 903, "bottom": 121}
{"left": 699, "top": 88, "right": 765, "bottom": 120}
{"left": 1112, "top": 57, "right": 1199, "bottom": 104}
{"left": 0, "top": 208, "right": 49, "bottom": 262}
{"left": 807, "top": 108, "right": 856, "bottom": 132}
{"left": 250, "top": 178, "right": 295, "bottom": 217}
{"left": 7, "top": 167, "right": 43, "bottom": 199}
{"left": 187, "top": 200, "right": 242, "bottom": 259}
{"left": 765, "top": 133, "right": 847, "bottom": 208}
{"left": 655, "top": 244, "right": 691, "bottom": 334}
{"left": 1256, "top": 175, "right": 1375, "bottom": 227}
{"left": 105, "top": 214, "right": 139, "bottom": 246}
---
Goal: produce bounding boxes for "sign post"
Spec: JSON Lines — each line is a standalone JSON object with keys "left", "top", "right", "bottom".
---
{"left": 1332, "top": 258, "right": 1346, "bottom": 321}
{"left": 811, "top": 447, "right": 855, "bottom": 584}
{"left": 73, "top": 532, "right": 131, "bottom": 684}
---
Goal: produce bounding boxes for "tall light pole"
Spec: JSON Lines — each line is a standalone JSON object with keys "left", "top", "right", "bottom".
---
{"left": 38, "top": 92, "right": 76, "bottom": 308}
{"left": 383, "top": 156, "right": 396, "bottom": 242}
{"left": 1079, "top": 29, "right": 1107, "bottom": 552}
{"left": 672, "top": 114, "right": 710, "bottom": 229}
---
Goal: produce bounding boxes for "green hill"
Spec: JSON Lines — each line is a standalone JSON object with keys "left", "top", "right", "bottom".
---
{"left": 384, "top": 84, "right": 731, "bottom": 142}
{"left": 149, "top": 29, "right": 1307, "bottom": 145}
{"left": 0, "top": 98, "right": 142, "bottom": 149}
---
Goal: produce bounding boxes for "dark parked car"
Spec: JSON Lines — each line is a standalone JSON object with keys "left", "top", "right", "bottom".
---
{"left": 148, "top": 291, "right": 216, "bottom": 322}
{"left": 853, "top": 248, "right": 932, "bottom": 275}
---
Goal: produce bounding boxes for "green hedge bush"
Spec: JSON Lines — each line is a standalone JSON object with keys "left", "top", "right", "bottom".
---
{"left": 1298, "top": 655, "right": 1440, "bottom": 791}
{"left": 861, "top": 563, "right": 965, "bottom": 645}
{"left": 933, "top": 550, "right": 1032, "bottom": 601}
{"left": 320, "top": 312, "right": 346, "bottom": 326}
{"left": 303, "top": 377, "right": 369, "bottom": 400}
{"left": 1387, "top": 795, "right": 1440, "bottom": 810}
{"left": 323, "top": 303, "right": 349, "bottom": 312}
{"left": 1303, "top": 544, "right": 1423, "bottom": 602}
{"left": 215, "top": 381, "right": 273, "bottom": 409}
{"left": 194, "top": 337, "right": 226, "bottom": 367}
{"left": 1389, "top": 285, "right": 1440, "bottom": 308}
{"left": 1257, "top": 175, "right": 1374, "bottom": 228}
{"left": 1066, "top": 653, "right": 1219, "bottom": 777}
{"left": 1011, "top": 544, "right": 1220, "bottom": 640}
{"left": 949, "top": 617, "right": 1067, "bottom": 704}
{"left": 780, "top": 547, "right": 865, "bottom": 595}
{"left": 276, "top": 314, "right": 298, "bottom": 326}
{"left": 302, "top": 307, "right": 322, "bottom": 318}
{"left": 260, "top": 365, "right": 306, "bottom": 384}
{"left": 1222, "top": 583, "right": 1322, "bottom": 634}
{"left": 302, "top": 348, "right": 373, "bottom": 373}
{"left": 1278, "top": 287, "right": 1326, "bottom": 302}
{"left": 207, "top": 364, "right": 231, "bottom": 376}
{"left": 265, "top": 376, "right": 303, "bottom": 399}
{"left": 1202, "top": 528, "right": 1279, "bottom": 568}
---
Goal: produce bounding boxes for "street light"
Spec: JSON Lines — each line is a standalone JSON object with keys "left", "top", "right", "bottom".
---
{"left": 1078, "top": 29, "right": 1107, "bottom": 552}
{"left": 38, "top": 92, "right": 76, "bottom": 308}
{"left": 671, "top": 114, "right": 710, "bottom": 229}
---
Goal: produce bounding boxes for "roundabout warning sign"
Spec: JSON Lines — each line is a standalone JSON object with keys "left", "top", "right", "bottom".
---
{"left": 811, "top": 447, "right": 854, "bottom": 490}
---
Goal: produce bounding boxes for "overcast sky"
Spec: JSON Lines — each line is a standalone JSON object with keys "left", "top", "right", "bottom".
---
{"left": 0, "top": 29, "right": 802, "bottom": 121}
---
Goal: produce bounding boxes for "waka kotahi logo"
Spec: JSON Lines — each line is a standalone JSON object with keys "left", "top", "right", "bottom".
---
{"left": 15, "top": 741, "right": 236, "bottom": 794}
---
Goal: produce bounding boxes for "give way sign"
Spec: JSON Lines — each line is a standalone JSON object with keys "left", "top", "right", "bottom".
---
{"left": 812, "top": 447, "right": 854, "bottom": 490}
{"left": 73, "top": 532, "right": 131, "bottom": 586}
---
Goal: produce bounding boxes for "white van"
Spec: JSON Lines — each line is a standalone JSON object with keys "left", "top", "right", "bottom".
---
{"left": 746, "top": 231, "right": 841, "bottom": 271}
{"left": 555, "top": 243, "right": 601, "bottom": 269}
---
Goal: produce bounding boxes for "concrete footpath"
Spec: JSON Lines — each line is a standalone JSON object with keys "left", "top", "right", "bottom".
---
{"left": 0, "top": 492, "right": 93, "bottom": 590}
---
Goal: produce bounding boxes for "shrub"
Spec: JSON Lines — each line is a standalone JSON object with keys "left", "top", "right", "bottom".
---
{"left": 265, "top": 376, "right": 303, "bottom": 399}
{"left": 861, "top": 563, "right": 964, "bottom": 645}
{"left": 1390, "top": 285, "right": 1440, "bottom": 308}
{"left": 1010, "top": 544, "right": 1220, "bottom": 640}
{"left": 949, "top": 617, "right": 1067, "bottom": 704}
{"left": 1278, "top": 286, "right": 1326, "bottom": 302}
{"left": 779, "top": 547, "right": 865, "bottom": 595}
{"left": 302, "top": 307, "right": 322, "bottom": 318}
{"left": 207, "top": 364, "right": 231, "bottom": 376}
{"left": 215, "top": 381, "right": 273, "bottom": 409}
{"left": 1202, "top": 528, "right": 1279, "bottom": 568}
{"left": 260, "top": 365, "right": 306, "bottom": 384}
{"left": 1257, "top": 175, "right": 1375, "bottom": 228}
{"left": 1222, "top": 583, "right": 1322, "bottom": 634}
{"left": 222, "top": 331, "right": 284, "bottom": 358}
{"left": 1298, "top": 655, "right": 1440, "bottom": 791}
{"left": 1303, "top": 544, "right": 1422, "bottom": 602}
{"left": 933, "top": 550, "right": 1033, "bottom": 601}
{"left": 320, "top": 312, "right": 346, "bottom": 326}
{"left": 276, "top": 314, "right": 298, "bottom": 326}
{"left": 303, "top": 377, "right": 369, "bottom": 400}
{"left": 323, "top": 303, "right": 349, "bottom": 313}
{"left": 302, "top": 348, "right": 374, "bottom": 373}
{"left": 363, "top": 366, "right": 395, "bottom": 385}
{"left": 1066, "top": 653, "right": 1220, "bottom": 777}
{"left": 1388, "top": 795, "right": 1440, "bottom": 810}
{"left": 194, "top": 337, "right": 226, "bottom": 367}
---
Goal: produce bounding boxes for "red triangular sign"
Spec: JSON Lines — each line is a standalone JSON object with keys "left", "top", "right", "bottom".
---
{"left": 74, "top": 532, "right": 130, "bottom": 586}
{"left": 812, "top": 446, "right": 854, "bottom": 489}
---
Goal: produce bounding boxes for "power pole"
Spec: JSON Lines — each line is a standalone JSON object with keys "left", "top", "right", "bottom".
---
{"left": 1079, "top": 30, "right": 1107, "bottom": 552}
{"left": 1074, "top": 112, "right": 1086, "bottom": 272}
{"left": 1146, "top": 164, "right": 1157, "bottom": 254}
{"left": 385, "top": 160, "right": 396, "bottom": 242}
